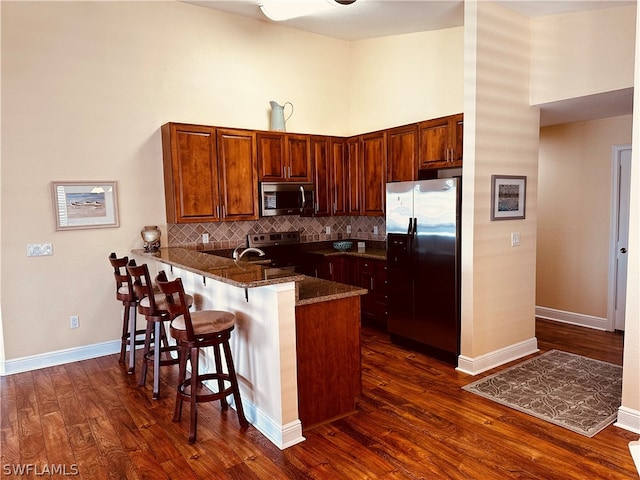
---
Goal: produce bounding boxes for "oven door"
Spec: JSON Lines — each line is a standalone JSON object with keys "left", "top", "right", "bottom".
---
{"left": 260, "top": 182, "right": 315, "bottom": 216}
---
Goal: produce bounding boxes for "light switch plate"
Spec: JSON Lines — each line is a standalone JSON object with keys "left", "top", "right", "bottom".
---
{"left": 27, "top": 243, "right": 53, "bottom": 256}
{"left": 511, "top": 232, "right": 521, "bottom": 247}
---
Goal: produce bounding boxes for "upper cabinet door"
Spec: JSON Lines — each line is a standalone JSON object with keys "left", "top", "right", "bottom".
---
{"left": 418, "top": 113, "right": 463, "bottom": 170}
{"left": 257, "top": 132, "right": 286, "bottom": 181}
{"left": 286, "top": 134, "right": 312, "bottom": 181}
{"left": 346, "top": 137, "right": 361, "bottom": 216}
{"left": 360, "top": 131, "right": 386, "bottom": 217}
{"left": 257, "top": 132, "right": 311, "bottom": 182}
{"left": 311, "top": 136, "right": 331, "bottom": 217}
{"left": 217, "top": 128, "right": 259, "bottom": 221}
{"left": 162, "top": 123, "right": 220, "bottom": 223}
{"left": 331, "top": 138, "right": 348, "bottom": 216}
{"left": 386, "top": 124, "right": 418, "bottom": 183}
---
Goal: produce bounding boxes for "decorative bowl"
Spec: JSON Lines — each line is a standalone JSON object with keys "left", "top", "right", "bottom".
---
{"left": 333, "top": 241, "right": 353, "bottom": 251}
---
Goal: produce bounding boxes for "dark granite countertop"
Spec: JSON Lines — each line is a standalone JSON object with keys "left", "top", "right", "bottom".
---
{"left": 132, "top": 247, "right": 367, "bottom": 306}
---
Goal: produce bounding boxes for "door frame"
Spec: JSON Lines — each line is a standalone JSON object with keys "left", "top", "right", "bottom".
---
{"left": 606, "top": 144, "right": 632, "bottom": 331}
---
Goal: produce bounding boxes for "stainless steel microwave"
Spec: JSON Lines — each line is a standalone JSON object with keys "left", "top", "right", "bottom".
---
{"left": 260, "top": 182, "right": 315, "bottom": 216}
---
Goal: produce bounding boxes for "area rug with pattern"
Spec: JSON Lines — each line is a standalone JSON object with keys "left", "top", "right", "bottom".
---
{"left": 462, "top": 349, "right": 623, "bottom": 437}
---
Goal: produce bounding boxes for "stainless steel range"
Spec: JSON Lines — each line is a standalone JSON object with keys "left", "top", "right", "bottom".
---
{"left": 247, "top": 231, "right": 317, "bottom": 275}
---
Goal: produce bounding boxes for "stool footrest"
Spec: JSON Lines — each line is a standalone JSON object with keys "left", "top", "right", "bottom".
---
{"left": 177, "top": 373, "right": 234, "bottom": 404}
{"left": 143, "top": 346, "right": 181, "bottom": 367}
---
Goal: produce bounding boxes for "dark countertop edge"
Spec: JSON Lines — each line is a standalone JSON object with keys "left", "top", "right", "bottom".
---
{"left": 295, "top": 287, "right": 367, "bottom": 306}
{"left": 132, "top": 248, "right": 305, "bottom": 289}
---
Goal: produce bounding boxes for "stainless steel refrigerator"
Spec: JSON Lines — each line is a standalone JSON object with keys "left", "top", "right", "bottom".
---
{"left": 386, "top": 178, "right": 461, "bottom": 364}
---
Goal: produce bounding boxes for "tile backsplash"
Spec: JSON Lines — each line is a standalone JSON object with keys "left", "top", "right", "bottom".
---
{"left": 168, "top": 216, "right": 386, "bottom": 250}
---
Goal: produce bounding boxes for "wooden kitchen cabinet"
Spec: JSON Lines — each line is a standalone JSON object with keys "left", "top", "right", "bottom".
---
{"left": 161, "top": 123, "right": 259, "bottom": 223}
{"left": 311, "top": 136, "right": 331, "bottom": 217}
{"left": 387, "top": 124, "right": 418, "bottom": 182}
{"left": 330, "top": 138, "right": 348, "bottom": 216}
{"left": 295, "top": 296, "right": 361, "bottom": 428}
{"left": 316, "top": 255, "right": 347, "bottom": 283}
{"left": 418, "top": 113, "right": 463, "bottom": 170}
{"left": 346, "top": 137, "right": 361, "bottom": 216}
{"left": 353, "top": 257, "right": 387, "bottom": 331}
{"left": 216, "top": 128, "right": 260, "bottom": 221}
{"left": 359, "top": 131, "right": 386, "bottom": 216}
{"left": 257, "top": 132, "right": 311, "bottom": 182}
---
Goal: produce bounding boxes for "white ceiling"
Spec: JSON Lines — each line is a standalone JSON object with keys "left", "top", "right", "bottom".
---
{"left": 184, "top": 0, "right": 636, "bottom": 125}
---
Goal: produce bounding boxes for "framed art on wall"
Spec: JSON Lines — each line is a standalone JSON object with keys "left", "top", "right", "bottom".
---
{"left": 491, "top": 175, "right": 526, "bottom": 220}
{"left": 51, "top": 181, "right": 119, "bottom": 231}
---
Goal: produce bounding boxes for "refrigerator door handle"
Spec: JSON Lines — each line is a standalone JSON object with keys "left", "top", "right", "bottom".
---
{"left": 412, "top": 217, "right": 417, "bottom": 235}
{"left": 407, "top": 218, "right": 412, "bottom": 235}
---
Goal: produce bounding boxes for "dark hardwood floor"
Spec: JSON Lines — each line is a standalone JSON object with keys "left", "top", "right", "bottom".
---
{"left": 1, "top": 319, "right": 636, "bottom": 479}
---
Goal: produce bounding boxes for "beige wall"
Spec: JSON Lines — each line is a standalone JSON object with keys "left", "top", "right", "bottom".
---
{"left": 0, "top": 2, "right": 463, "bottom": 361}
{"left": 537, "top": 116, "right": 633, "bottom": 318}
{"left": 460, "top": 1, "right": 539, "bottom": 362}
{"left": 530, "top": 5, "right": 636, "bottom": 105}
{"left": 349, "top": 27, "right": 464, "bottom": 134}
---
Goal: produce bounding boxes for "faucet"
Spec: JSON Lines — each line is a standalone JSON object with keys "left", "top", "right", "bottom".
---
{"left": 233, "top": 246, "right": 266, "bottom": 261}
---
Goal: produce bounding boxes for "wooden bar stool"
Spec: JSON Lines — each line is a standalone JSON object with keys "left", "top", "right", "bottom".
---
{"left": 108, "top": 253, "right": 145, "bottom": 374}
{"left": 126, "top": 261, "right": 184, "bottom": 400}
{"left": 155, "top": 270, "right": 248, "bottom": 444}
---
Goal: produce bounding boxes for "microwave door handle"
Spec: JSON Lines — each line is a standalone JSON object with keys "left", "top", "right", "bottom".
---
{"left": 299, "top": 186, "right": 306, "bottom": 211}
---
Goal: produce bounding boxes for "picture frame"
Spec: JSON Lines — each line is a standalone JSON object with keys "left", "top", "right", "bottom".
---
{"left": 51, "top": 181, "right": 119, "bottom": 231}
{"left": 491, "top": 175, "right": 526, "bottom": 220}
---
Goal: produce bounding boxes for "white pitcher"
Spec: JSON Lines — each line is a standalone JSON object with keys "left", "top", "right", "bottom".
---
{"left": 269, "top": 101, "right": 293, "bottom": 131}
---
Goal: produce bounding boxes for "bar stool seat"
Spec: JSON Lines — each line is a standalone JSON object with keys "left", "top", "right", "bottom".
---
{"left": 109, "top": 253, "right": 146, "bottom": 374}
{"left": 155, "top": 270, "right": 248, "bottom": 444}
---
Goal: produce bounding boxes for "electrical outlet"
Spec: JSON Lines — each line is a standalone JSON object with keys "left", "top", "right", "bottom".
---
{"left": 325, "top": 226, "right": 331, "bottom": 234}
{"left": 27, "top": 243, "right": 53, "bottom": 256}
{"left": 202, "top": 233, "right": 209, "bottom": 244}
{"left": 70, "top": 315, "right": 79, "bottom": 329}
{"left": 373, "top": 226, "right": 379, "bottom": 235}
{"left": 346, "top": 225, "right": 352, "bottom": 234}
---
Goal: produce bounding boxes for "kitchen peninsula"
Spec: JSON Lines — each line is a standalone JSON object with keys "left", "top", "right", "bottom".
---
{"left": 132, "top": 247, "right": 366, "bottom": 450}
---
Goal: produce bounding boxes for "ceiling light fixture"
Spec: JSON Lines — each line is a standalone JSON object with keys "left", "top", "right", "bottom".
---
{"left": 259, "top": 0, "right": 356, "bottom": 22}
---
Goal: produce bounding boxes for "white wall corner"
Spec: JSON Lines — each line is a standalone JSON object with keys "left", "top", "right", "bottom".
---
{"left": 456, "top": 337, "right": 539, "bottom": 376}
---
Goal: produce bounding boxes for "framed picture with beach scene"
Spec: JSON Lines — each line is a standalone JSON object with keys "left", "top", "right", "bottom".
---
{"left": 51, "top": 181, "right": 119, "bottom": 231}
{"left": 491, "top": 175, "right": 526, "bottom": 220}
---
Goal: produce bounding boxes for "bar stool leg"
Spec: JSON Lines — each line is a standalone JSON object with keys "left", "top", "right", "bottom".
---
{"left": 138, "top": 322, "right": 154, "bottom": 387}
{"left": 212, "top": 344, "right": 229, "bottom": 410}
{"left": 188, "top": 346, "right": 200, "bottom": 444}
{"left": 119, "top": 304, "right": 130, "bottom": 364}
{"left": 128, "top": 305, "right": 137, "bottom": 374}
{"left": 152, "top": 320, "right": 162, "bottom": 400}
{"left": 223, "top": 341, "right": 249, "bottom": 428}
{"left": 173, "top": 346, "right": 188, "bottom": 422}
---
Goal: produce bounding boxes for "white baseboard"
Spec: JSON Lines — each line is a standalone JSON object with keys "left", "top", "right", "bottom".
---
{"left": 456, "top": 337, "right": 539, "bottom": 376}
{"left": 615, "top": 406, "right": 640, "bottom": 435}
{"left": 244, "top": 401, "right": 305, "bottom": 449}
{"left": 1, "top": 340, "right": 122, "bottom": 376}
{"left": 536, "top": 306, "right": 608, "bottom": 331}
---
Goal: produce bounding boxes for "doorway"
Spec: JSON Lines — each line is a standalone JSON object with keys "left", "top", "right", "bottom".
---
{"left": 607, "top": 144, "right": 631, "bottom": 331}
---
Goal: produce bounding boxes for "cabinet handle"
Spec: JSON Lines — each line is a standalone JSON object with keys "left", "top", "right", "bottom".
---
{"left": 222, "top": 205, "right": 226, "bottom": 217}
{"left": 370, "top": 278, "right": 374, "bottom": 291}
{"left": 329, "top": 263, "right": 333, "bottom": 275}
{"left": 216, "top": 205, "right": 220, "bottom": 217}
